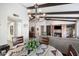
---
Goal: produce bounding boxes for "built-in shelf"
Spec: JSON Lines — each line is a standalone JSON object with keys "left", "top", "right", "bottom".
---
{"left": 53, "top": 25, "right": 62, "bottom": 37}
{"left": 41, "top": 24, "right": 76, "bottom": 38}
{"left": 54, "top": 30, "right": 62, "bottom": 33}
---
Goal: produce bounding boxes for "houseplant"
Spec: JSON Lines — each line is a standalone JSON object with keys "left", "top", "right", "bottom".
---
{"left": 25, "top": 38, "right": 39, "bottom": 54}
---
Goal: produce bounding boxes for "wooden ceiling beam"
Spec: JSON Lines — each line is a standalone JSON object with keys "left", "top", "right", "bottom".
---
{"left": 45, "top": 18, "right": 76, "bottom": 22}
{"left": 27, "top": 3, "right": 71, "bottom": 9}
{"left": 31, "top": 11, "right": 79, "bottom": 15}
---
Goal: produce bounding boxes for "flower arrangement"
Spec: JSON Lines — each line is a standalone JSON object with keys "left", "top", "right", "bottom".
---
{"left": 25, "top": 39, "right": 39, "bottom": 51}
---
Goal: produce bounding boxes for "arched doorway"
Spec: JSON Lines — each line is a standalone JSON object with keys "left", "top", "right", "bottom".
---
{"left": 7, "top": 16, "right": 22, "bottom": 48}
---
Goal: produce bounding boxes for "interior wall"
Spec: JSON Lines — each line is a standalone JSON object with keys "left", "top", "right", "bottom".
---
{"left": 17, "top": 22, "right": 22, "bottom": 36}
{"left": 76, "top": 20, "right": 79, "bottom": 38}
{"left": 0, "top": 3, "right": 29, "bottom": 45}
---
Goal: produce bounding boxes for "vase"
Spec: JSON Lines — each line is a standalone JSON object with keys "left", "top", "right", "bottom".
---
{"left": 27, "top": 50, "right": 33, "bottom": 54}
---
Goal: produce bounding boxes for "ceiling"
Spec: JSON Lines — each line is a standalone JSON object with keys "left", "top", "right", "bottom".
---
{"left": 22, "top": 3, "right": 45, "bottom": 7}
{"left": 22, "top": 3, "right": 79, "bottom": 22}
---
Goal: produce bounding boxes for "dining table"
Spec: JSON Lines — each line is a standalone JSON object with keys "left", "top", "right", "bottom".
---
{"left": 28, "top": 45, "right": 63, "bottom": 56}
{"left": 5, "top": 44, "right": 63, "bottom": 56}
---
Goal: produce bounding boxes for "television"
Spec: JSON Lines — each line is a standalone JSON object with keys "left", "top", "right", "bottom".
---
{"left": 54, "top": 25, "right": 61, "bottom": 29}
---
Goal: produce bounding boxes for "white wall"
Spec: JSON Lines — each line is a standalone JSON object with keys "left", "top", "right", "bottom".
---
{"left": 76, "top": 20, "right": 79, "bottom": 38}
{"left": 0, "top": 3, "right": 29, "bottom": 45}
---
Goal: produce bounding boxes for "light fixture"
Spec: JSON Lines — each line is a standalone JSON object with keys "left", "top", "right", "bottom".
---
{"left": 28, "top": 3, "right": 46, "bottom": 20}
{"left": 27, "top": 9, "right": 32, "bottom": 14}
{"left": 38, "top": 9, "right": 42, "bottom": 13}
{"left": 43, "top": 13, "right": 46, "bottom": 17}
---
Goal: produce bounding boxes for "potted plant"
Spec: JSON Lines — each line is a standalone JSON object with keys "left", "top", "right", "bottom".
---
{"left": 25, "top": 39, "right": 39, "bottom": 54}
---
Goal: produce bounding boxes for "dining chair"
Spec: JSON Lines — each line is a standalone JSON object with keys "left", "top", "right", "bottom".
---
{"left": 67, "top": 44, "right": 78, "bottom": 56}
{"left": 13, "top": 36, "right": 23, "bottom": 46}
{"left": 40, "top": 37, "right": 49, "bottom": 45}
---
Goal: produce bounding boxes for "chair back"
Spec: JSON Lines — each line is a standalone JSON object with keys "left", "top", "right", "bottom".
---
{"left": 13, "top": 36, "right": 23, "bottom": 46}
{"left": 40, "top": 37, "right": 49, "bottom": 45}
{"left": 67, "top": 45, "right": 78, "bottom": 56}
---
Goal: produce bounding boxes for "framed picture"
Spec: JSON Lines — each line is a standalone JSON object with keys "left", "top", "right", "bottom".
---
{"left": 10, "top": 25, "right": 13, "bottom": 35}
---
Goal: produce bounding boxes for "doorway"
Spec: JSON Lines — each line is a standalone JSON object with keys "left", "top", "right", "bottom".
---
{"left": 29, "top": 27, "right": 35, "bottom": 38}
{"left": 8, "top": 21, "right": 15, "bottom": 47}
{"left": 7, "top": 16, "right": 22, "bottom": 47}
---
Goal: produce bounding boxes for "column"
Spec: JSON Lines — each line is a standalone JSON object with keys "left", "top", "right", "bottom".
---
{"left": 76, "top": 20, "right": 79, "bottom": 38}
{"left": 14, "top": 22, "right": 18, "bottom": 37}
{"left": 62, "top": 24, "right": 67, "bottom": 38}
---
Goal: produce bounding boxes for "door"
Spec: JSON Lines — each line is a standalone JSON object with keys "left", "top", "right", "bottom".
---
{"left": 8, "top": 22, "right": 15, "bottom": 47}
